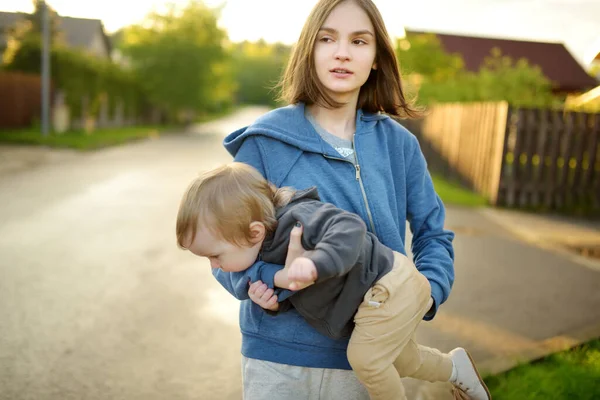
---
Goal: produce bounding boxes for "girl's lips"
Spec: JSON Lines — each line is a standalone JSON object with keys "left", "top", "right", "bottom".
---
{"left": 330, "top": 69, "right": 353, "bottom": 78}
{"left": 330, "top": 68, "right": 353, "bottom": 73}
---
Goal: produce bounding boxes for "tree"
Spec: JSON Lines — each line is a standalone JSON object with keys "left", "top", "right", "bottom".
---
{"left": 119, "top": 1, "right": 230, "bottom": 116}
{"left": 396, "top": 33, "right": 463, "bottom": 82}
{"left": 475, "top": 48, "right": 555, "bottom": 106}
{"left": 230, "top": 40, "right": 291, "bottom": 106}
{"left": 398, "top": 34, "right": 558, "bottom": 107}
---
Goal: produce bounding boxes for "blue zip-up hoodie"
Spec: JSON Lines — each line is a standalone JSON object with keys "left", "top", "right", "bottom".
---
{"left": 214, "top": 103, "right": 454, "bottom": 369}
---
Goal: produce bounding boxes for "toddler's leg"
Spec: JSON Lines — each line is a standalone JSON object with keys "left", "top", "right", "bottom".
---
{"left": 385, "top": 256, "right": 491, "bottom": 399}
{"left": 399, "top": 345, "right": 491, "bottom": 400}
{"left": 392, "top": 334, "right": 453, "bottom": 382}
{"left": 347, "top": 253, "right": 432, "bottom": 400}
{"left": 395, "top": 343, "right": 491, "bottom": 400}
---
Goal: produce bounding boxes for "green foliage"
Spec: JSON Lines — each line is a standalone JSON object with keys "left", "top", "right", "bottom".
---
{"left": 120, "top": 1, "right": 230, "bottom": 114}
{"left": 398, "top": 34, "right": 560, "bottom": 107}
{"left": 229, "top": 40, "right": 291, "bottom": 106}
{"left": 2, "top": 0, "right": 64, "bottom": 65}
{"left": 397, "top": 33, "right": 464, "bottom": 82}
{"left": 4, "top": 37, "right": 144, "bottom": 118}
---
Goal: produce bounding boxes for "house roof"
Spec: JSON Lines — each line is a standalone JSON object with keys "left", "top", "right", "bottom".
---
{"left": 0, "top": 11, "right": 111, "bottom": 55}
{"left": 59, "top": 16, "right": 111, "bottom": 53}
{"left": 406, "top": 30, "right": 598, "bottom": 93}
{"left": 0, "top": 11, "right": 24, "bottom": 45}
{"left": 0, "top": 11, "right": 22, "bottom": 28}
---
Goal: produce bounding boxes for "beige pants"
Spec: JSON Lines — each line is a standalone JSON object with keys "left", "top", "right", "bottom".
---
{"left": 347, "top": 252, "right": 454, "bottom": 400}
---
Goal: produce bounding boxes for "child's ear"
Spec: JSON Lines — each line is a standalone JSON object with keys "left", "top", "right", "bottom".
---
{"left": 248, "top": 222, "right": 266, "bottom": 244}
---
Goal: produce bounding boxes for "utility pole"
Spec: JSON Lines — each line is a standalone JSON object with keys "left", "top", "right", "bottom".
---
{"left": 41, "top": 0, "right": 50, "bottom": 137}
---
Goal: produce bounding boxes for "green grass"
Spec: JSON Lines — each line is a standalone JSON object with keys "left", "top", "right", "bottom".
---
{"left": 431, "top": 174, "right": 488, "bottom": 207}
{"left": 0, "top": 108, "right": 236, "bottom": 151}
{"left": 484, "top": 339, "right": 600, "bottom": 400}
{"left": 0, "top": 126, "right": 172, "bottom": 150}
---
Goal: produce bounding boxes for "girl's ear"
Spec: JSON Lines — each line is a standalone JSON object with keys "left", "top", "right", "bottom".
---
{"left": 248, "top": 222, "right": 266, "bottom": 244}
{"left": 372, "top": 62, "right": 378, "bottom": 70}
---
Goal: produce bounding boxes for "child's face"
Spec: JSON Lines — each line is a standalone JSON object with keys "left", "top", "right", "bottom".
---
{"left": 186, "top": 226, "right": 262, "bottom": 273}
{"left": 313, "top": 1, "right": 377, "bottom": 103}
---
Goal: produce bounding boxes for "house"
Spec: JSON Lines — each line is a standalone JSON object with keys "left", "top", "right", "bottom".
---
{"left": 405, "top": 30, "right": 598, "bottom": 95}
{"left": 0, "top": 11, "right": 111, "bottom": 60}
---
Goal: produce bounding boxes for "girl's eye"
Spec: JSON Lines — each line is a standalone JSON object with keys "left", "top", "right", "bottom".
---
{"left": 353, "top": 39, "right": 367, "bottom": 45}
{"left": 320, "top": 37, "right": 333, "bottom": 43}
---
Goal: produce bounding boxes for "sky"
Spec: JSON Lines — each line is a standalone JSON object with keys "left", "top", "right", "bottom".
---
{"left": 2, "top": 0, "right": 600, "bottom": 65}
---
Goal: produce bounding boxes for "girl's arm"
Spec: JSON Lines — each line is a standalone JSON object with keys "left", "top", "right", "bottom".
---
{"left": 405, "top": 135, "right": 455, "bottom": 320}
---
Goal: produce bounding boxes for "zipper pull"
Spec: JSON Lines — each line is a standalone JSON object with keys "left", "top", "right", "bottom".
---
{"left": 355, "top": 164, "right": 360, "bottom": 180}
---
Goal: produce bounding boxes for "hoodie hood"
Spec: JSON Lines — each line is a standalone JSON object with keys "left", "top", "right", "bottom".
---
{"left": 275, "top": 186, "right": 320, "bottom": 219}
{"left": 261, "top": 186, "right": 321, "bottom": 256}
{"left": 223, "top": 103, "right": 388, "bottom": 159}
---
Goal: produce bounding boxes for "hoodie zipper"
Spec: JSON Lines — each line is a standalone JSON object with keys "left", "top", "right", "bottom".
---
{"left": 352, "top": 134, "right": 377, "bottom": 235}
{"left": 322, "top": 134, "right": 377, "bottom": 235}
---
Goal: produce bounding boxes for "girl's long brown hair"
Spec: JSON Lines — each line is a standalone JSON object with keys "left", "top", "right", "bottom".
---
{"left": 277, "top": 0, "right": 421, "bottom": 119}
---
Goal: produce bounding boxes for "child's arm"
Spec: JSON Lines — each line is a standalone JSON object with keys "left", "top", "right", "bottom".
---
{"left": 211, "top": 261, "right": 283, "bottom": 300}
{"left": 284, "top": 203, "right": 367, "bottom": 286}
{"left": 248, "top": 280, "right": 280, "bottom": 311}
{"left": 213, "top": 219, "right": 305, "bottom": 303}
{"left": 278, "top": 257, "right": 318, "bottom": 291}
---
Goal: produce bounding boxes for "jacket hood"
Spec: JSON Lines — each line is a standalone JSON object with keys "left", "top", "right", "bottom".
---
{"left": 223, "top": 103, "right": 389, "bottom": 158}
{"left": 261, "top": 186, "right": 321, "bottom": 255}
{"left": 275, "top": 186, "right": 320, "bottom": 219}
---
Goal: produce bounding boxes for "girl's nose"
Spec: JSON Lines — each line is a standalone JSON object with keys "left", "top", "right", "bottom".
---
{"left": 334, "top": 43, "right": 351, "bottom": 61}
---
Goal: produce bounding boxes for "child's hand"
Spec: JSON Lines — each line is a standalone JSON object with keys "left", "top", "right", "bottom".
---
{"left": 287, "top": 257, "right": 317, "bottom": 291}
{"left": 248, "top": 280, "right": 279, "bottom": 311}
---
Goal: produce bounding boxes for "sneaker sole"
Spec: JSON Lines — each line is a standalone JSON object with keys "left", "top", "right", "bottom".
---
{"left": 464, "top": 349, "right": 492, "bottom": 399}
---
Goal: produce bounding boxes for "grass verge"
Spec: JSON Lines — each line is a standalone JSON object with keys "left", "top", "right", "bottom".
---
{"left": 484, "top": 338, "right": 600, "bottom": 400}
{"left": 431, "top": 174, "right": 488, "bottom": 207}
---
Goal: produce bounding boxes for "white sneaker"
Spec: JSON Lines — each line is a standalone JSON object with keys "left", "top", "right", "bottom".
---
{"left": 449, "top": 348, "right": 491, "bottom": 400}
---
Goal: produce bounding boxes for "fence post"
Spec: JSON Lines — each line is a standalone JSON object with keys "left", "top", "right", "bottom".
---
{"left": 488, "top": 102, "right": 509, "bottom": 205}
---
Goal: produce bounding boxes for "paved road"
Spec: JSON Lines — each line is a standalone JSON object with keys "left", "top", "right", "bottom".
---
{"left": 2, "top": 106, "right": 600, "bottom": 400}
{"left": 0, "top": 107, "right": 268, "bottom": 400}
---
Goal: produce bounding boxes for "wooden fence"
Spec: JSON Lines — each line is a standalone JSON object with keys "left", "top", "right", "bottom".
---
{"left": 0, "top": 71, "right": 51, "bottom": 129}
{"left": 0, "top": 71, "right": 162, "bottom": 132}
{"left": 409, "top": 102, "right": 600, "bottom": 213}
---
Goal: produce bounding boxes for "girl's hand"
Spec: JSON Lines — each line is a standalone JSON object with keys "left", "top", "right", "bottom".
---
{"left": 287, "top": 257, "right": 317, "bottom": 291}
{"left": 284, "top": 222, "right": 304, "bottom": 268}
{"left": 248, "top": 280, "right": 279, "bottom": 311}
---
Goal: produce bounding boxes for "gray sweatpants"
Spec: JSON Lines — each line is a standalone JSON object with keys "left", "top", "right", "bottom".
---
{"left": 242, "top": 356, "right": 369, "bottom": 400}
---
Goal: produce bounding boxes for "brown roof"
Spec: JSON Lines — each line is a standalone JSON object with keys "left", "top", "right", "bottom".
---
{"left": 406, "top": 30, "right": 598, "bottom": 93}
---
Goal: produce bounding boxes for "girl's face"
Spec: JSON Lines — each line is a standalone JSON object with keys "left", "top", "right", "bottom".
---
{"left": 313, "top": 1, "right": 377, "bottom": 103}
